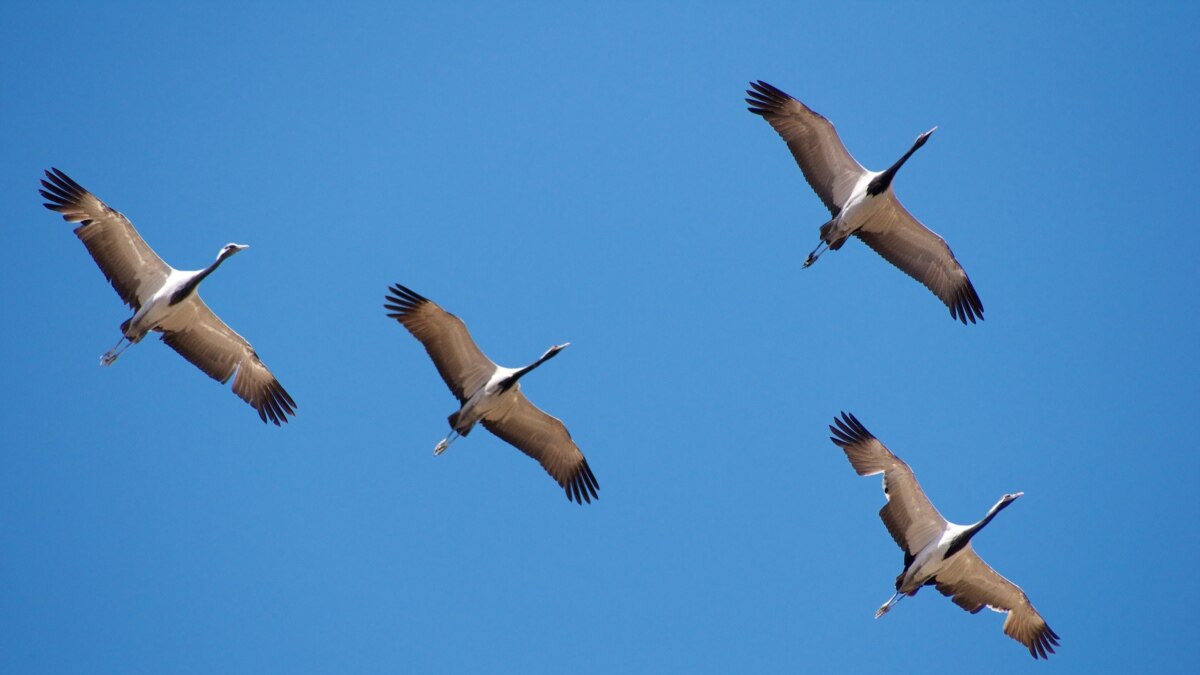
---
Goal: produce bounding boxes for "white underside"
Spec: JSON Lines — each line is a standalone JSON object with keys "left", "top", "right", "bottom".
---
{"left": 124, "top": 269, "right": 198, "bottom": 339}
{"left": 827, "top": 172, "right": 889, "bottom": 243}
{"left": 435, "top": 368, "right": 522, "bottom": 453}
{"left": 898, "top": 523, "right": 970, "bottom": 593}
{"left": 456, "top": 369, "right": 521, "bottom": 430}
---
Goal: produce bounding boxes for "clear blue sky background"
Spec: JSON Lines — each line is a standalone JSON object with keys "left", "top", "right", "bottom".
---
{"left": 3, "top": 2, "right": 1197, "bottom": 673}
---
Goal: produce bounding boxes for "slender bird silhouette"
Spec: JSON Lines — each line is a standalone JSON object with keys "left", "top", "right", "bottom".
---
{"left": 830, "top": 412, "right": 1058, "bottom": 659}
{"left": 40, "top": 168, "right": 296, "bottom": 424}
{"left": 747, "top": 81, "right": 983, "bottom": 324}
{"left": 385, "top": 283, "right": 599, "bottom": 504}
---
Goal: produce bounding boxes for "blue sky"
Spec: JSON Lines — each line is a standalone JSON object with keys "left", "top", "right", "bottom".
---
{"left": 3, "top": 2, "right": 1197, "bottom": 672}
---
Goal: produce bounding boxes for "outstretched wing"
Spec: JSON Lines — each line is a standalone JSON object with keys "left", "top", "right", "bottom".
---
{"left": 157, "top": 294, "right": 296, "bottom": 425}
{"left": 934, "top": 546, "right": 1060, "bottom": 659}
{"left": 384, "top": 283, "right": 495, "bottom": 403}
{"left": 829, "top": 412, "right": 947, "bottom": 556}
{"left": 746, "top": 81, "right": 867, "bottom": 215}
{"left": 483, "top": 393, "right": 599, "bottom": 505}
{"left": 855, "top": 199, "right": 984, "bottom": 324}
{"left": 40, "top": 168, "right": 171, "bottom": 309}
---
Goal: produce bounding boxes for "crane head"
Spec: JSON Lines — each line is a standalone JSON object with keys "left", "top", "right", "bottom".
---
{"left": 217, "top": 243, "right": 250, "bottom": 261}
{"left": 913, "top": 126, "right": 937, "bottom": 149}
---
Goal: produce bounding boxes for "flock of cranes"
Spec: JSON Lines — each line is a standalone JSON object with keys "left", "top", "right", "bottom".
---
{"left": 39, "top": 81, "right": 1057, "bottom": 659}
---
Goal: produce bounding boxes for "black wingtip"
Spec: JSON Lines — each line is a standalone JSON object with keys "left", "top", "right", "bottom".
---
{"left": 383, "top": 282, "right": 430, "bottom": 319}
{"left": 1029, "top": 624, "right": 1060, "bottom": 660}
{"left": 829, "top": 411, "right": 874, "bottom": 447}
{"left": 40, "top": 167, "right": 88, "bottom": 217}
{"left": 565, "top": 459, "right": 600, "bottom": 505}
{"left": 949, "top": 281, "right": 985, "bottom": 325}
{"left": 256, "top": 380, "right": 297, "bottom": 426}
{"left": 745, "top": 80, "right": 794, "bottom": 117}
{"left": 746, "top": 80, "right": 790, "bottom": 100}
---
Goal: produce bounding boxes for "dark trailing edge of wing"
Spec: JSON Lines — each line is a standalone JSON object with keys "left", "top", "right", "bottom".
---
{"left": 565, "top": 458, "right": 600, "bottom": 505}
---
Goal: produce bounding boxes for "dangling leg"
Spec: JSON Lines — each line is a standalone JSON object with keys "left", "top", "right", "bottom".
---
{"left": 100, "top": 336, "right": 132, "bottom": 366}
{"left": 802, "top": 240, "right": 828, "bottom": 268}
{"left": 875, "top": 592, "right": 904, "bottom": 619}
{"left": 434, "top": 430, "right": 460, "bottom": 455}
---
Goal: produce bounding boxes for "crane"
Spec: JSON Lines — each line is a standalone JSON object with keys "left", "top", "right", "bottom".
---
{"left": 747, "top": 81, "right": 983, "bottom": 324}
{"left": 384, "top": 283, "right": 598, "bottom": 504}
{"left": 40, "top": 168, "right": 296, "bottom": 425}
{"left": 829, "top": 412, "right": 1058, "bottom": 658}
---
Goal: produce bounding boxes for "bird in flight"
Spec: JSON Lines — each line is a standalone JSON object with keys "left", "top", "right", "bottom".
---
{"left": 829, "top": 412, "right": 1058, "bottom": 659}
{"left": 747, "top": 81, "right": 983, "bottom": 324}
{"left": 40, "top": 168, "right": 296, "bottom": 425}
{"left": 384, "top": 283, "right": 599, "bottom": 504}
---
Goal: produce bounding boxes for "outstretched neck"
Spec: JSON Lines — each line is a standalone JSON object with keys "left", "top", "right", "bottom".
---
{"left": 945, "top": 495, "right": 1017, "bottom": 558}
{"left": 498, "top": 343, "right": 568, "bottom": 392}
{"left": 867, "top": 129, "right": 934, "bottom": 196}
{"left": 169, "top": 248, "right": 238, "bottom": 305}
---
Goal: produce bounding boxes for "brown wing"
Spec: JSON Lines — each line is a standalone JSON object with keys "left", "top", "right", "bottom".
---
{"left": 157, "top": 294, "right": 296, "bottom": 425}
{"left": 855, "top": 199, "right": 984, "bottom": 324}
{"left": 482, "top": 393, "right": 599, "bottom": 505}
{"left": 40, "top": 168, "right": 171, "bottom": 310}
{"left": 746, "top": 81, "right": 867, "bottom": 215}
{"left": 829, "top": 412, "right": 947, "bottom": 556}
{"left": 384, "top": 284, "right": 495, "bottom": 403}
{"left": 934, "top": 546, "right": 1060, "bottom": 659}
